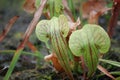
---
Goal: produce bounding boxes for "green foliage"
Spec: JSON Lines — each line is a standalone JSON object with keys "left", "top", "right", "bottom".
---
{"left": 35, "top": 0, "right": 41, "bottom": 8}
{"left": 49, "top": 0, "right": 63, "bottom": 17}
{"left": 36, "top": 15, "right": 69, "bottom": 42}
{"left": 67, "top": 0, "right": 76, "bottom": 19}
{"left": 4, "top": 49, "right": 23, "bottom": 80}
{"left": 36, "top": 20, "right": 50, "bottom": 43}
{"left": 36, "top": 15, "right": 74, "bottom": 79}
{"left": 35, "top": 0, "right": 63, "bottom": 17}
{"left": 36, "top": 15, "right": 112, "bottom": 79}
{"left": 100, "top": 59, "right": 120, "bottom": 67}
{"left": 115, "top": 77, "right": 120, "bottom": 80}
{"left": 2, "top": 0, "right": 119, "bottom": 80}
{"left": 69, "top": 24, "right": 110, "bottom": 77}
{"left": 54, "top": 0, "right": 63, "bottom": 16}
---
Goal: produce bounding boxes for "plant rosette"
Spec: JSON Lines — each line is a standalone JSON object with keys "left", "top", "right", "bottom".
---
{"left": 69, "top": 24, "right": 111, "bottom": 77}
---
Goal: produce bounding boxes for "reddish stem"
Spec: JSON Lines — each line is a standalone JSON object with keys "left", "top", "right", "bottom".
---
{"left": 44, "top": 53, "right": 64, "bottom": 72}
{"left": 27, "top": 41, "right": 37, "bottom": 52}
{"left": 88, "top": 8, "right": 111, "bottom": 24}
{"left": 97, "top": 65, "right": 115, "bottom": 80}
{"left": 17, "top": 0, "right": 47, "bottom": 50}
{"left": 62, "top": 0, "right": 75, "bottom": 22}
{"left": 0, "top": 16, "right": 19, "bottom": 42}
{"left": 107, "top": 1, "right": 120, "bottom": 38}
{"left": 80, "top": 56, "right": 87, "bottom": 80}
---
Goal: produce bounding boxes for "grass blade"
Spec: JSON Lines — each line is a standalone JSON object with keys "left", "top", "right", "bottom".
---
{"left": 100, "top": 59, "right": 120, "bottom": 67}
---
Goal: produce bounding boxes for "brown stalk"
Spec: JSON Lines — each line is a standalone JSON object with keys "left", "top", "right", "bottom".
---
{"left": 18, "top": 0, "right": 47, "bottom": 50}
{"left": 0, "top": 16, "right": 19, "bottom": 42}
{"left": 107, "top": 0, "right": 120, "bottom": 38}
{"left": 80, "top": 56, "right": 87, "bottom": 80}
{"left": 27, "top": 41, "right": 37, "bottom": 52}
{"left": 20, "top": 33, "right": 38, "bottom": 52}
{"left": 88, "top": 8, "right": 111, "bottom": 24}
{"left": 62, "top": 0, "right": 75, "bottom": 22}
{"left": 44, "top": 53, "right": 64, "bottom": 72}
{"left": 97, "top": 65, "right": 115, "bottom": 80}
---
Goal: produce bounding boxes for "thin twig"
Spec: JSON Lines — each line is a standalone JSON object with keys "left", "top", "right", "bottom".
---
{"left": 62, "top": 0, "right": 75, "bottom": 22}
{"left": 97, "top": 65, "right": 115, "bottom": 80}
{"left": 0, "top": 16, "right": 19, "bottom": 42}
{"left": 27, "top": 41, "right": 37, "bottom": 52}
{"left": 17, "top": 0, "right": 47, "bottom": 50}
{"left": 107, "top": 1, "right": 120, "bottom": 38}
{"left": 88, "top": 8, "right": 111, "bottom": 24}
